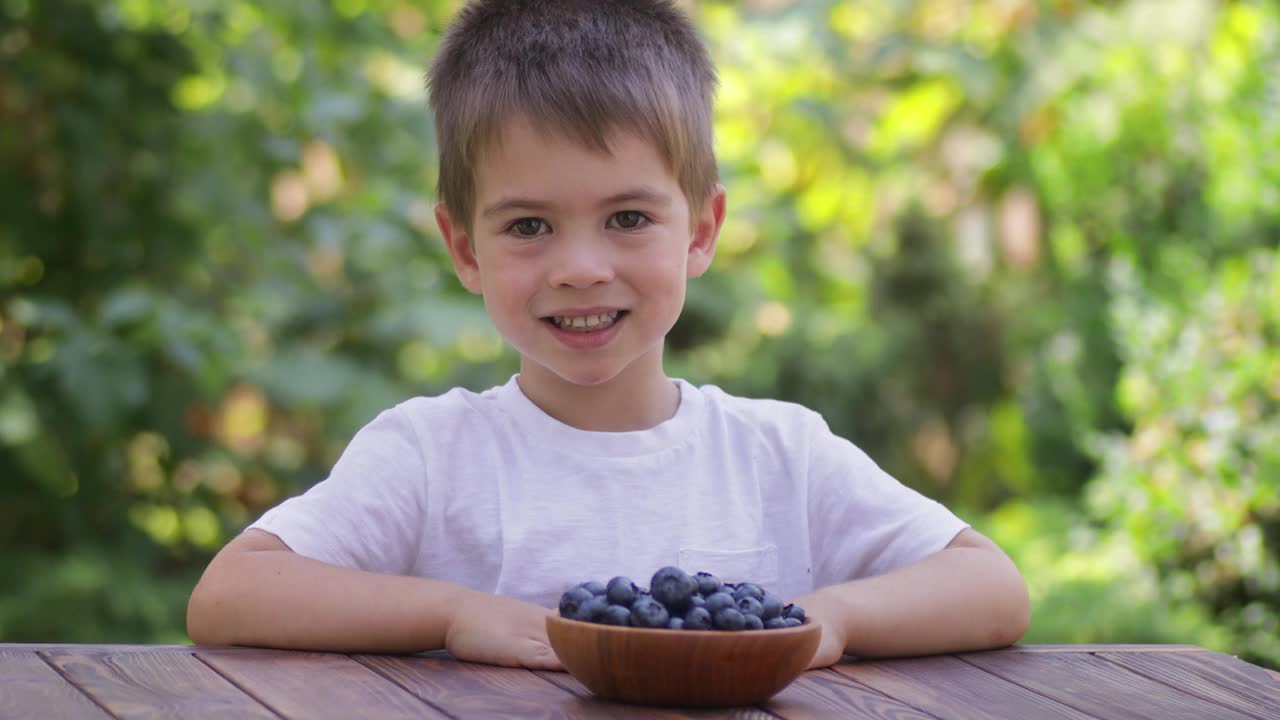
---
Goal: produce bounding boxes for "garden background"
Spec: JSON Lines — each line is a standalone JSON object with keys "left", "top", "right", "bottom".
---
{"left": 2, "top": 0, "right": 1278, "bottom": 669}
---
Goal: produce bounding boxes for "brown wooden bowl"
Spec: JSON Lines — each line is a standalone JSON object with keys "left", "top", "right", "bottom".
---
{"left": 545, "top": 614, "right": 821, "bottom": 707}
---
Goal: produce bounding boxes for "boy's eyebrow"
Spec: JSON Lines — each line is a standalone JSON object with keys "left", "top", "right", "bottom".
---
{"left": 480, "top": 187, "right": 673, "bottom": 218}
{"left": 599, "top": 187, "right": 673, "bottom": 208}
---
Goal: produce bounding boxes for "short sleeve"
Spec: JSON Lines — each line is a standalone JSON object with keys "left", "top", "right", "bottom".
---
{"left": 805, "top": 412, "right": 968, "bottom": 587}
{"left": 248, "top": 405, "right": 427, "bottom": 576}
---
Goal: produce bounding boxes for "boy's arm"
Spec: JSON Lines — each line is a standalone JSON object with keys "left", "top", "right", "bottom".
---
{"left": 793, "top": 528, "right": 1030, "bottom": 668}
{"left": 187, "top": 529, "right": 562, "bottom": 670}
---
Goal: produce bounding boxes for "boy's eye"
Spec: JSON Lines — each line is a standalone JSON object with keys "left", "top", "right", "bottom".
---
{"left": 509, "top": 218, "right": 548, "bottom": 237}
{"left": 610, "top": 211, "right": 649, "bottom": 230}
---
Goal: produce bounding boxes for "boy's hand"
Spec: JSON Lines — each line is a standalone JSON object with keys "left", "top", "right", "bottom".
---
{"left": 444, "top": 591, "right": 564, "bottom": 670}
{"left": 790, "top": 590, "right": 850, "bottom": 669}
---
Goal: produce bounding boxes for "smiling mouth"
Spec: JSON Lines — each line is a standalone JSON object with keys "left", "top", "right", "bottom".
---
{"left": 543, "top": 310, "right": 627, "bottom": 332}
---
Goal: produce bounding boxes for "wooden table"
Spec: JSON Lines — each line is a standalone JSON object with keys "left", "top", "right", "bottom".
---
{"left": 3, "top": 644, "right": 1278, "bottom": 719}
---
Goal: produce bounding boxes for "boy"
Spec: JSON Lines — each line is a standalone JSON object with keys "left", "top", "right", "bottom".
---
{"left": 187, "top": 0, "right": 1029, "bottom": 671}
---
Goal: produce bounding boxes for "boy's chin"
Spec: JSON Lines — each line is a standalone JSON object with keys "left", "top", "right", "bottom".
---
{"left": 516, "top": 341, "right": 667, "bottom": 390}
{"left": 548, "top": 365, "right": 626, "bottom": 389}
{"left": 519, "top": 356, "right": 631, "bottom": 389}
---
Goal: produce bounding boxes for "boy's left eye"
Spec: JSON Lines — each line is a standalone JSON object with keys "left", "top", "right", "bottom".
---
{"left": 610, "top": 211, "right": 649, "bottom": 230}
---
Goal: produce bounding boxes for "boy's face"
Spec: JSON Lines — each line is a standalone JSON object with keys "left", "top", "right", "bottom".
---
{"left": 437, "top": 117, "right": 725, "bottom": 392}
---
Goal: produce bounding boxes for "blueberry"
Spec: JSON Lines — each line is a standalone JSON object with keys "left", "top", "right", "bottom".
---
{"left": 744, "top": 614, "right": 764, "bottom": 631}
{"left": 683, "top": 606, "right": 713, "bottom": 630}
{"left": 764, "top": 617, "right": 789, "bottom": 630}
{"left": 736, "top": 596, "right": 764, "bottom": 618}
{"left": 630, "top": 596, "right": 670, "bottom": 628}
{"left": 783, "top": 617, "right": 802, "bottom": 628}
{"left": 577, "top": 581, "right": 607, "bottom": 596}
{"left": 713, "top": 608, "right": 746, "bottom": 631}
{"left": 559, "top": 587, "right": 595, "bottom": 619}
{"left": 600, "top": 604, "right": 632, "bottom": 626}
{"left": 760, "top": 593, "right": 784, "bottom": 620}
{"left": 650, "top": 566, "right": 697, "bottom": 612}
{"left": 606, "top": 576, "right": 639, "bottom": 607}
{"left": 732, "top": 583, "right": 765, "bottom": 603}
{"left": 693, "top": 572, "right": 722, "bottom": 596}
{"left": 703, "top": 591, "right": 735, "bottom": 614}
{"left": 784, "top": 603, "right": 806, "bottom": 622}
{"left": 667, "top": 617, "right": 685, "bottom": 630}
{"left": 688, "top": 594, "right": 707, "bottom": 609}
{"left": 582, "top": 595, "right": 610, "bottom": 621}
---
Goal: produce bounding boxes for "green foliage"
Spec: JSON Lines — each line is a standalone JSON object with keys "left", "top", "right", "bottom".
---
{"left": 977, "top": 498, "right": 1232, "bottom": 650}
{"left": 1, "top": 0, "right": 1277, "bottom": 666}
{"left": 1088, "top": 253, "right": 1280, "bottom": 666}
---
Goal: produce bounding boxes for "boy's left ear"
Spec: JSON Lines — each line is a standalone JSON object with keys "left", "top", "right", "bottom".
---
{"left": 687, "top": 184, "right": 726, "bottom": 279}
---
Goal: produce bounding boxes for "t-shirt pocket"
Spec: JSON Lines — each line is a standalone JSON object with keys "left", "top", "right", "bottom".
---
{"left": 678, "top": 545, "right": 780, "bottom": 587}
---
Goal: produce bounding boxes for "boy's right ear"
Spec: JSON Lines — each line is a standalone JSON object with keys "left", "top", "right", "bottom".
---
{"left": 436, "top": 203, "right": 483, "bottom": 295}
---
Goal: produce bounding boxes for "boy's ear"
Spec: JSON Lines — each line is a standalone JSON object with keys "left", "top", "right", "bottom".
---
{"left": 687, "top": 184, "right": 726, "bottom": 279}
{"left": 436, "top": 202, "right": 482, "bottom": 294}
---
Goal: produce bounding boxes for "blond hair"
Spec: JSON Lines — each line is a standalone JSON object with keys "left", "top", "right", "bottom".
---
{"left": 428, "top": 0, "right": 718, "bottom": 232}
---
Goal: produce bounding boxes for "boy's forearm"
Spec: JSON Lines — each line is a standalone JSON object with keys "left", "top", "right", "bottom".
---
{"left": 797, "top": 534, "right": 1030, "bottom": 659}
{"left": 187, "top": 548, "right": 471, "bottom": 653}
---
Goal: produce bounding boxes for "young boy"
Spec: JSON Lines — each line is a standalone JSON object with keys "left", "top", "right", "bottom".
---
{"left": 187, "top": 0, "right": 1029, "bottom": 671}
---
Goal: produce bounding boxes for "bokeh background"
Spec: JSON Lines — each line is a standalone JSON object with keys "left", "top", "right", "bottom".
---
{"left": 2, "top": 0, "right": 1278, "bottom": 668}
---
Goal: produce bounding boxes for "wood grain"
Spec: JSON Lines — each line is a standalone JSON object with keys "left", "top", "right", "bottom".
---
{"left": 5, "top": 643, "right": 1277, "bottom": 720}
{"left": 961, "top": 649, "right": 1259, "bottom": 720}
{"left": 0, "top": 650, "right": 112, "bottom": 719}
{"left": 1095, "top": 650, "right": 1280, "bottom": 720}
{"left": 832, "top": 655, "right": 1094, "bottom": 719}
{"left": 199, "top": 648, "right": 444, "bottom": 720}
{"left": 42, "top": 647, "right": 279, "bottom": 720}
{"left": 763, "top": 668, "right": 938, "bottom": 720}
{"left": 533, "top": 669, "right": 778, "bottom": 719}
{"left": 3, "top": 644, "right": 197, "bottom": 652}
{"left": 357, "top": 652, "right": 610, "bottom": 720}
{"left": 1003, "top": 645, "right": 1203, "bottom": 653}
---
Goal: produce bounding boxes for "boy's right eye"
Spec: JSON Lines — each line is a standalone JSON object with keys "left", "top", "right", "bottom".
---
{"left": 508, "top": 218, "right": 549, "bottom": 237}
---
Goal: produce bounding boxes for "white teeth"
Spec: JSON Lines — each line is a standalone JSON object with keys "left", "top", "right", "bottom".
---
{"left": 552, "top": 311, "right": 620, "bottom": 331}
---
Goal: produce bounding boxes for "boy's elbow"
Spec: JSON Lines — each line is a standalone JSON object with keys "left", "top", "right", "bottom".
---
{"left": 992, "top": 572, "right": 1031, "bottom": 648}
{"left": 186, "top": 583, "right": 214, "bottom": 645}
{"left": 991, "top": 606, "right": 1030, "bottom": 649}
{"left": 187, "top": 575, "right": 232, "bottom": 646}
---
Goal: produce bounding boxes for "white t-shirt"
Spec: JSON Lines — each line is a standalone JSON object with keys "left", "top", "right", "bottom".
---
{"left": 250, "top": 376, "right": 968, "bottom": 607}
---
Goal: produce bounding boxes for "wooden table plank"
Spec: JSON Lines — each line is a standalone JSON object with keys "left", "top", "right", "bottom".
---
{"left": 831, "top": 655, "right": 1095, "bottom": 719}
{"left": 1004, "top": 645, "right": 1203, "bottom": 653}
{"left": 532, "top": 668, "right": 778, "bottom": 718}
{"left": 5, "top": 643, "right": 1273, "bottom": 720}
{"left": 961, "top": 649, "right": 1260, "bottom": 720}
{"left": 42, "top": 647, "right": 279, "bottom": 720}
{"left": 0, "top": 650, "right": 113, "bottom": 719}
{"left": 358, "top": 652, "right": 647, "bottom": 720}
{"left": 1095, "top": 650, "right": 1280, "bottom": 720}
{"left": 763, "top": 668, "right": 938, "bottom": 720}
{"left": 199, "top": 648, "right": 445, "bottom": 720}
{"left": 3, "top": 645, "right": 197, "bottom": 652}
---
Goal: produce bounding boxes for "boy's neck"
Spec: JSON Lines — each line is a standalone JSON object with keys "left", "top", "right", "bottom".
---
{"left": 515, "top": 360, "right": 680, "bottom": 433}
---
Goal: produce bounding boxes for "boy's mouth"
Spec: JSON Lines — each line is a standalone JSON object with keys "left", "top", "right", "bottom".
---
{"left": 543, "top": 310, "right": 627, "bottom": 333}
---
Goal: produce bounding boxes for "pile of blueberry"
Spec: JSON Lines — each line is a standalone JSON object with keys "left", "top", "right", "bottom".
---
{"left": 558, "top": 566, "right": 806, "bottom": 631}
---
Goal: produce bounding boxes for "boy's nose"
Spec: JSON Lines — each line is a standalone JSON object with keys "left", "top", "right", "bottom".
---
{"left": 546, "top": 233, "right": 615, "bottom": 288}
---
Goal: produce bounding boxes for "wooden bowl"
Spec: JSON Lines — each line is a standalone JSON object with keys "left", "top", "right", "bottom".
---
{"left": 545, "top": 614, "right": 821, "bottom": 707}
